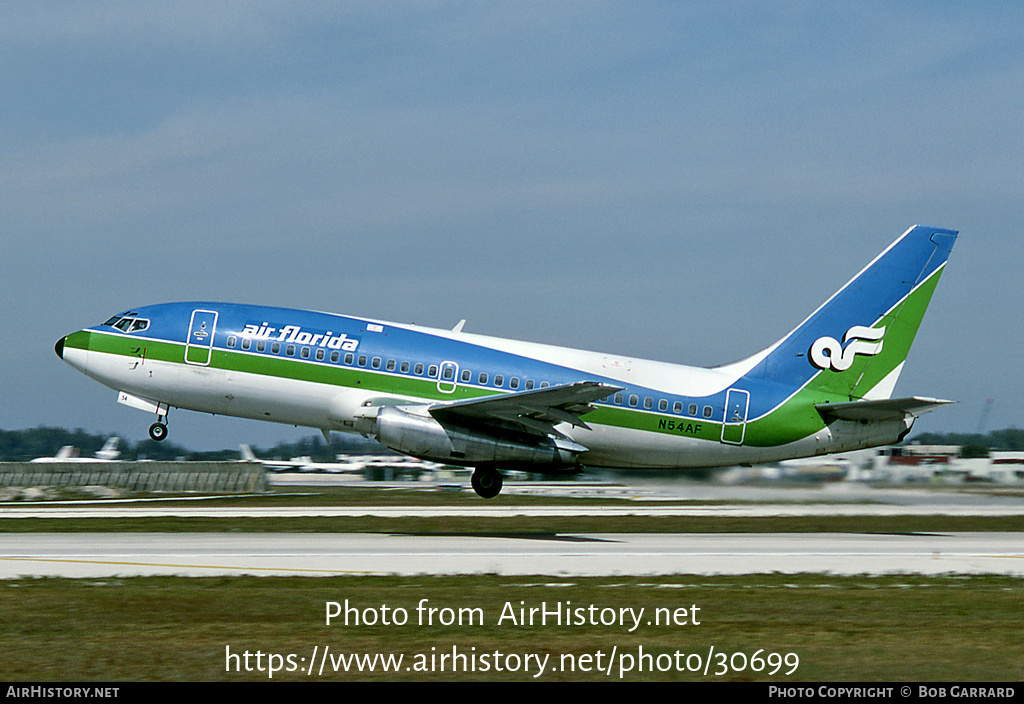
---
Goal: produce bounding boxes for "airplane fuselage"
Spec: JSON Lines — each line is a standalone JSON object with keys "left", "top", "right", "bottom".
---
{"left": 55, "top": 225, "right": 958, "bottom": 496}
{"left": 57, "top": 303, "right": 899, "bottom": 468}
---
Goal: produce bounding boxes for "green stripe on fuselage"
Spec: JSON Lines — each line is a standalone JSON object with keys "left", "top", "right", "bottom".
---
{"left": 70, "top": 329, "right": 511, "bottom": 405}
{"left": 69, "top": 329, "right": 726, "bottom": 441}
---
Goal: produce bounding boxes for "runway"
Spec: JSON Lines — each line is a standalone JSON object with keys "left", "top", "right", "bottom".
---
{"left": 3, "top": 481, "right": 1022, "bottom": 578}
{"left": 2, "top": 532, "right": 1022, "bottom": 578}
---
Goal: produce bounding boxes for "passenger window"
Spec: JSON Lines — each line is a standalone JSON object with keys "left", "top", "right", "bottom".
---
{"left": 540, "top": 381, "right": 550, "bottom": 388}
{"left": 673, "top": 401, "right": 683, "bottom": 414}
{"left": 301, "top": 347, "right": 310, "bottom": 359}
{"left": 330, "top": 351, "right": 340, "bottom": 363}
{"left": 644, "top": 397, "right": 653, "bottom": 409}
{"left": 461, "top": 370, "right": 471, "bottom": 383}
{"left": 227, "top": 336, "right": 237, "bottom": 348}
{"left": 478, "top": 372, "right": 488, "bottom": 385}
{"left": 442, "top": 366, "right": 454, "bottom": 380}
{"left": 688, "top": 404, "right": 698, "bottom": 416}
{"left": 494, "top": 375, "right": 504, "bottom": 387}
{"left": 659, "top": 399, "right": 668, "bottom": 412}
{"left": 525, "top": 379, "right": 534, "bottom": 390}
{"left": 386, "top": 359, "right": 396, "bottom": 371}
{"left": 358, "top": 355, "right": 367, "bottom": 367}
{"left": 272, "top": 342, "right": 281, "bottom": 354}
{"left": 428, "top": 365, "right": 438, "bottom": 378}
{"left": 286, "top": 345, "right": 295, "bottom": 356}
{"left": 401, "top": 361, "right": 410, "bottom": 373}
{"left": 257, "top": 340, "right": 266, "bottom": 352}
{"left": 415, "top": 363, "right": 424, "bottom": 375}
{"left": 510, "top": 377, "right": 520, "bottom": 389}
{"left": 614, "top": 393, "right": 624, "bottom": 405}
{"left": 241, "top": 338, "right": 251, "bottom": 351}
{"left": 629, "top": 395, "right": 639, "bottom": 407}
{"left": 372, "top": 357, "right": 381, "bottom": 369}
{"left": 316, "top": 349, "right": 325, "bottom": 361}
{"left": 703, "top": 406, "right": 713, "bottom": 418}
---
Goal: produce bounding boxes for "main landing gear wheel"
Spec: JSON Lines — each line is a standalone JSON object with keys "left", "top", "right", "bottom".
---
{"left": 149, "top": 422, "right": 168, "bottom": 442}
{"left": 471, "top": 467, "right": 503, "bottom": 499}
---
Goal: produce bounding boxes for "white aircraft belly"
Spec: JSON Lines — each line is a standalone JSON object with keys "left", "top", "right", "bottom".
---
{"left": 570, "top": 422, "right": 840, "bottom": 470}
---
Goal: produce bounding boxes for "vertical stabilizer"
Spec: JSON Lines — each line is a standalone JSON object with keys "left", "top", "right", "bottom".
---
{"left": 751, "top": 225, "right": 957, "bottom": 400}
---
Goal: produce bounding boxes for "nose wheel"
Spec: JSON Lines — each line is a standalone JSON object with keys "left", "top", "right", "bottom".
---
{"left": 149, "top": 410, "right": 169, "bottom": 442}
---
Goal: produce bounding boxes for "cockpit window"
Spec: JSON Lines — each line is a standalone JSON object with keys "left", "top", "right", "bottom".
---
{"left": 105, "top": 315, "right": 149, "bottom": 334}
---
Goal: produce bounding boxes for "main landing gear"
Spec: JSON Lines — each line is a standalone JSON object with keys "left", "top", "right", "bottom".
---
{"left": 471, "top": 466, "right": 503, "bottom": 499}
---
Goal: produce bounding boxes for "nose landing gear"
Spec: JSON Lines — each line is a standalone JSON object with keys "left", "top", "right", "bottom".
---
{"left": 149, "top": 422, "right": 168, "bottom": 441}
{"left": 149, "top": 407, "right": 169, "bottom": 441}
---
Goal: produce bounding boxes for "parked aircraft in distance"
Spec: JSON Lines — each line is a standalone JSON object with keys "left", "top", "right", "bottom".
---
{"left": 239, "top": 445, "right": 444, "bottom": 475}
{"left": 56, "top": 225, "right": 957, "bottom": 497}
{"left": 31, "top": 437, "right": 121, "bottom": 463}
{"left": 239, "top": 444, "right": 368, "bottom": 473}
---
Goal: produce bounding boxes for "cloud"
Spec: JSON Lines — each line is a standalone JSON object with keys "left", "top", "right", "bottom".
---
{"left": 3, "top": 3, "right": 1023, "bottom": 445}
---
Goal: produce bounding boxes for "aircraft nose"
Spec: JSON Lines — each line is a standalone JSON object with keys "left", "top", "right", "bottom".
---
{"left": 55, "top": 335, "right": 65, "bottom": 360}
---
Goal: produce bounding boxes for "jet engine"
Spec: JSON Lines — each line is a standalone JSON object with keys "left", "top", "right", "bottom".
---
{"left": 371, "top": 405, "right": 582, "bottom": 469}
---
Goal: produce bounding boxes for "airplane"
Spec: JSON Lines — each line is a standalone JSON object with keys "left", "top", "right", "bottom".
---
{"left": 239, "top": 445, "right": 445, "bottom": 478}
{"left": 238, "top": 444, "right": 371, "bottom": 473}
{"left": 30, "top": 436, "right": 121, "bottom": 463}
{"left": 239, "top": 444, "right": 443, "bottom": 474}
{"left": 55, "top": 225, "right": 957, "bottom": 498}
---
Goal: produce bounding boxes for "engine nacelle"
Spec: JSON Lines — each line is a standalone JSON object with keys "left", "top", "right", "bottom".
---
{"left": 374, "top": 405, "right": 580, "bottom": 469}
{"left": 823, "top": 417, "right": 915, "bottom": 454}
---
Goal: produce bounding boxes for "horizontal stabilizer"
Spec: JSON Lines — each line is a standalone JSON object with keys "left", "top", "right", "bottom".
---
{"left": 816, "top": 396, "right": 954, "bottom": 422}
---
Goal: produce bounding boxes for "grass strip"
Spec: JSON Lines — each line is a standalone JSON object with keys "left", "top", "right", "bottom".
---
{"left": 2, "top": 573, "right": 1021, "bottom": 681}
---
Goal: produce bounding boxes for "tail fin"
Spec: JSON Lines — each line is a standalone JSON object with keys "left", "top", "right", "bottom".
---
{"left": 54, "top": 445, "right": 77, "bottom": 460}
{"left": 750, "top": 225, "right": 957, "bottom": 400}
{"left": 96, "top": 437, "right": 121, "bottom": 460}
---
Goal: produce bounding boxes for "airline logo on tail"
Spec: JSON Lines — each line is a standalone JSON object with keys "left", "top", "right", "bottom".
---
{"left": 809, "top": 325, "right": 885, "bottom": 372}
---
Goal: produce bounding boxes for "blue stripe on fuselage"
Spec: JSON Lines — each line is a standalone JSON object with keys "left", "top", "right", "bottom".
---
{"left": 96, "top": 301, "right": 747, "bottom": 421}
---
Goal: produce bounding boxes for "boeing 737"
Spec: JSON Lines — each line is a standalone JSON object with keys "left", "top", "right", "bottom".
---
{"left": 55, "top": 225, "right": 957, "bottom": 497}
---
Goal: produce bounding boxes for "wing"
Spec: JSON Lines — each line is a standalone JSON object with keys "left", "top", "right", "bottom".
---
{"left": 816, "top": 396, "right": 954, "bottom": 422}
{"left": 428, "top": 381, "right": 622, "bottom": 439}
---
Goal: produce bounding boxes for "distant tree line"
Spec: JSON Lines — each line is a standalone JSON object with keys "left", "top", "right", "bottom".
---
{"left": 0, "top": 427, "right": 387, "bottom": 462}
{"left": 4, "top": 425, "right": 1021, "bottom": 463}
{"left": 908, "top": 428, "right": 1024, "bottom": 452}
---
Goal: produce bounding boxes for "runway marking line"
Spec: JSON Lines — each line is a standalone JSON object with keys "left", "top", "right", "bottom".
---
{"left": 0, "top": 556, "right": 373, "bottom": 575}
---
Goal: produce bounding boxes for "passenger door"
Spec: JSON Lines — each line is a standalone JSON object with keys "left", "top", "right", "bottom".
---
{"left": 721, "top": 388, "right": 750, "bottom": 445}
{"left": 185, "top": 309, "right": 218, "bottom": 366}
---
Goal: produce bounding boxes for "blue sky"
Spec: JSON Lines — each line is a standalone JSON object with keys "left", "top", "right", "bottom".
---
{"left": 2, "top": 2, "right": 1021, "bottom": 450}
